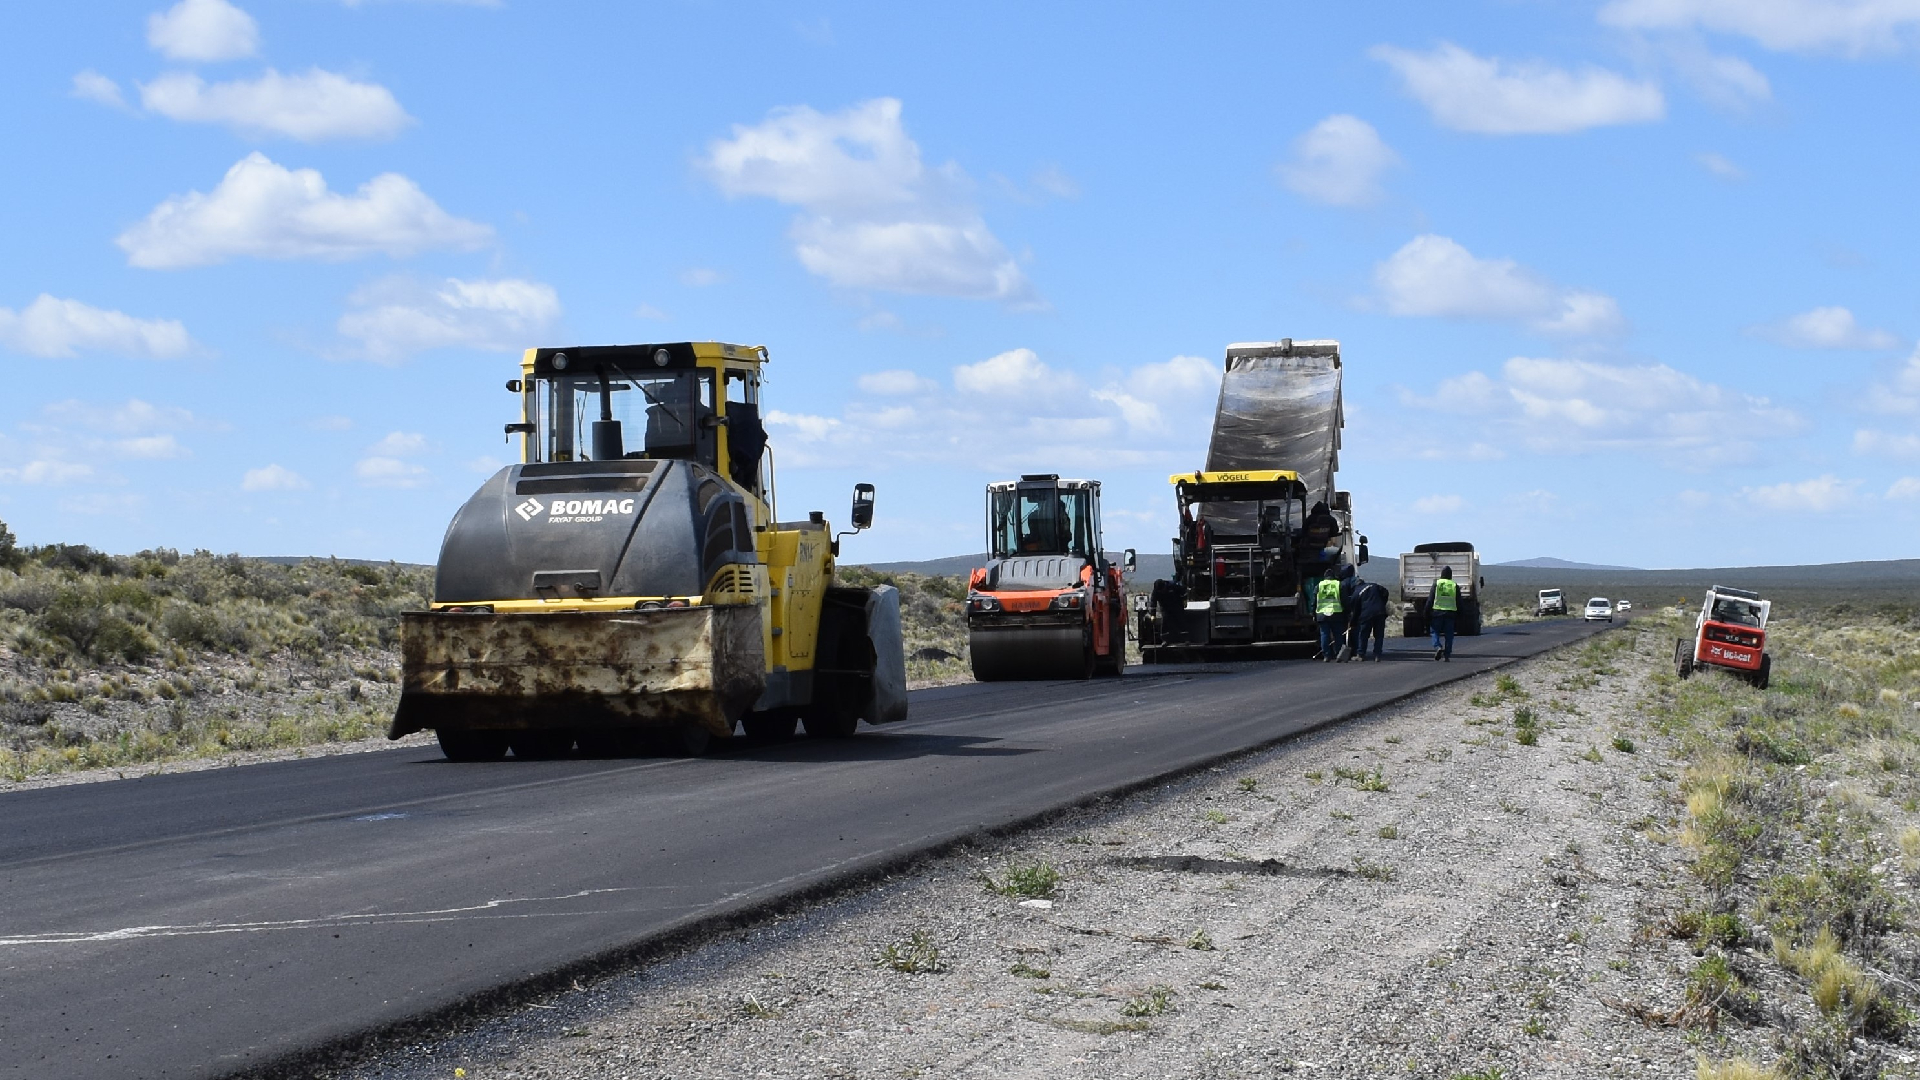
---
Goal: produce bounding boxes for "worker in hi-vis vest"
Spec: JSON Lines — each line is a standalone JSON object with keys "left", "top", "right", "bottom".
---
{"left": 1426, "top": 565, "right": 1459, "bottom": 661}
{"left": 1314, "top": 566, "right": 1350, "bottom": 662}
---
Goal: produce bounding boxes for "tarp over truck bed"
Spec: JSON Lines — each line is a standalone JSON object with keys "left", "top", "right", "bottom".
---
{"left": 1201, "top": 339, "right": 1343, "bottom": 532}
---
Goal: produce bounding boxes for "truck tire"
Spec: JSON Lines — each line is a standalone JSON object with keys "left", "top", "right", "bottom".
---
{"left": 1402, "top": 615, "right": 1427, "bottom": 639}
{"left": 509, "top": 730, "right": 575, "bottom": 759}
{"left": 741, "top": 711, "right": 799, "bottom": 741}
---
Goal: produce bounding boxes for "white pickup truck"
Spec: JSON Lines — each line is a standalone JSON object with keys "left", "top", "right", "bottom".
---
{"left": 1536, "top": 588, "right": 1567, "bottom": 616}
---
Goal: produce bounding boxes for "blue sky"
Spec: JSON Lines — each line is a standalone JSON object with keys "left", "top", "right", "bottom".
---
{"left": 3, "top": 1, "right": 1918, "bottom": 570}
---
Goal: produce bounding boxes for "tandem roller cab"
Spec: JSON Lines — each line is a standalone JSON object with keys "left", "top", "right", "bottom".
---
{"left": 965, "top": 475, "right": 1131, "bottom": 680}
{"left": 1676, "top": 585, "right": 1772, "bottom": 690}
{"left": 391, "top": 342, "right": 908, "bottom": 761}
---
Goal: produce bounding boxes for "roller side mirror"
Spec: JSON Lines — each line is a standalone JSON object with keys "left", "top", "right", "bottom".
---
{"left": 850, "top": 483, "right": 875, "bottom": 530}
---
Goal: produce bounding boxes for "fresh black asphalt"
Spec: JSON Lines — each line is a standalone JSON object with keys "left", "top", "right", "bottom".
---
{"left": 0, "top": 617, "right": 1613, "bottom": 1079}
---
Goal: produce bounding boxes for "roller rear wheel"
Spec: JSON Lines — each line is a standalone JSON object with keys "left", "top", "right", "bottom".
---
{"left": 742, "top": 711, "right": 799, "bottom": 741}
{"left": 437, "top": 729, "right": 509, "bottom": 762}
{"left": 509, "top": 731, "right": 575, "bottom": 760}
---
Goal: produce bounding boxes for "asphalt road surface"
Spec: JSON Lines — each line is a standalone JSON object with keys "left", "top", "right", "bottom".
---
{"left": 0, "top": 617, "right": 1615, "bottom": 1079}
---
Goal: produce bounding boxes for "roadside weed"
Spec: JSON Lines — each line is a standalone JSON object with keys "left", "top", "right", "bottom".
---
{"left": 1009, "top": 960, "right": 1050, "bottom": 979}
{"left": 1202, "top": 808, "right": 1229, "bottom": 825}
{"left": 1120, "top": 985, "right": 1175, "bottom": 1017}
{"left": 1186, "top": 928, "right": 1215, "bottom": 951}
{"left": 1612, "top": 735, "right": 1637, "bottom": 753}
{"left": 879, "top": 931, "right": 944, "bottom": 974}
{"left": 1238, "top": 776, "right": 1258, "bottom": 792}
{"left": 987, "top": 861, "right": 1060, "bottom": 900}
{"left": 1351, "top": 856, "right": 1397, "bottom": 882}
{"left": 1694, "top": 1058, "right": 1783, "bottom": 1080}
{"left": 1378, "top": 824, "right": 1400, "bottom": 839}
{"left": 1335, "top": 764, "right": 1389, "bottom": 791}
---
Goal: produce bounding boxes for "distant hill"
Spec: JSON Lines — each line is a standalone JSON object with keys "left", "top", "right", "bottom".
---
{"left": 1495, "top": 557, "right": 1640, "bottom": 571}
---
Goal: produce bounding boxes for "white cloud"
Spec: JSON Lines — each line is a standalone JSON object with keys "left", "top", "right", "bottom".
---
{"left": 1277, "top": 114, "right": 1401, "bottom": 207}
{"left": 1371, "top": 42, "right": 1665, "bottom": 134}
{"left": 1405, "top": 355, "right": 1801, "bottom": 462}
{"left": 366, "top": 431, "right": 427, "bottom": 457}
{"left": 337, "top": 276, "right": 560, "bottom": 360}
{"left": 701, "top": 98, "right": 1038, "bottom": 306}
{"left": 1664, "top": 43, "right": 1774, "bottom": 107}
{"left": 953, "top": 348, "right": 1080, "bottom": 397}
{"left": 117, "top": 152, "right": 493, "bottom": 269}
{"left": 354, "top": 456, "right": 427, "bottom": 487}
{"left": 0, "top": 460, "right": 95, "bottom": 486}
{"left": 764, "top": 410, "right": 842, "bottom": 441}
{"left": 1030, "top": 165, "right": 1080, "bottom": 200}
{"left": 1744, "top": 474, "right": 1861, "bottom": 511}
{"left": 1762, "top": 306, "right": 1902, "bottom": 350}
{"left": 139, "top": 69, "right": 412, "bottom": 142}
{"left": 242, "top": 463, "right": 308, "bottom": 491}
{"left": 772, "top": 349, "right": 1222, "bottom": 472}
{"left": 1599, "top": 0, "right": 1920, "bottom": 56}
{"left": 634, "top": 303, "right": 669, "bottom": 320}
{"left": 1889, "top": 477, "right": 1920, "bottom": 500}
{"left": 1855, "top": 429, "right": 1920, "bottom": 458}
{"left": 1090, "top": 355, "right": 1220, "bottom": 433}
{"left": 115, "top": 434, "right": 189, "bottom": 459}
{"left": 466, "top": 455, "right": 504, "bottom": 474}
{"left": 72, "top": 70, "right": 127, "bottom": 110}
{"left": 1697, "top": 152, "right": 1746, "bottom": 180}
{"left": 857, "top": 369, "right": 938, "bottom": 395}
{"left": 680, "top": 268, "right": 723, "bottom": 287}
{"left": 0, "top": 295, "right": 196, "bottom": 358}
{"left": 306, "top": 415, "right": 353, "bottom": 431}
{"left": 1413, "top": 494, "right": 1466, "bottom": 514}
{"left": 148, "top": 0, "right": 259, "bottom": 61}
{"left": 1374, "top": 235, "right": 1625, "bottom": 336}
{"left": 2, "top": 399, "right": 202, "bottom": 486}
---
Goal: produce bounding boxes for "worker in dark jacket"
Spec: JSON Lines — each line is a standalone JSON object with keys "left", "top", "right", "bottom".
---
{"left": 1347, "top": 576, "right": 1390, "bottom": 662}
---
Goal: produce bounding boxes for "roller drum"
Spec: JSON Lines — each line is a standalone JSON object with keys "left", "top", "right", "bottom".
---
{"left": 969, "top": 621, "right": 1093, "bottom": 681}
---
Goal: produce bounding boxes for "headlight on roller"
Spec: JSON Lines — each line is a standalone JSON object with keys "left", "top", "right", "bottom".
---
{"left": 1051, "top": 590, "right": 1085, "bottom": 611}
{"left": 968, "top": 596, "right": 1000, "bottom": 613}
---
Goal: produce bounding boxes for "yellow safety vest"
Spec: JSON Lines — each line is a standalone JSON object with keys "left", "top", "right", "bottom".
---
{"left": 1315, "top": 577, "right": 1343, "bottom": 616}
{"left": 1433, "top": 578, "right": 1459, "bottom": 612}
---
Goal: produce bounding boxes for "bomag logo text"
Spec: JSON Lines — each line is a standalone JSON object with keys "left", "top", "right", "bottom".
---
{"left": 516, "top": 496, "right": 637, "bottom": 524}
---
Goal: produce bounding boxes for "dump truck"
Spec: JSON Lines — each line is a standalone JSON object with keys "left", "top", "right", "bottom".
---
{"left": 1675, "top": 585, "right": 1771, "bottom": 689}
{"left": 965, "top": 475, "right": 1130, "bottom": 679}
{"left": 1398, "top": 542, "right": 1484, "bottom": 637}
{"left": 390, "top": 341, "right": 908, "bottom": 760}
{"left": 1136, "top": 339, "right": 1368, "bottom": 660}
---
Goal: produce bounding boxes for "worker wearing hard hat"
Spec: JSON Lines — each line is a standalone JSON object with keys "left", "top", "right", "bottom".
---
{"left": 1427, "top": 566, "right": 1459, "bottom": 661}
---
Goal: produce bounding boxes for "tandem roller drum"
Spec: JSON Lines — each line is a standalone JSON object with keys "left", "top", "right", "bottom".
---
{"left": 969, "top": 622, "right": 1093, "bottom": 681}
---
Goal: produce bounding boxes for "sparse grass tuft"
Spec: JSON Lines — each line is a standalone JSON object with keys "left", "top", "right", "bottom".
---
{"left": 1237, "top": 776, "right": 1257, "bottom": 792}
{"left": 1378, "top": 824, "right": 1400, "bottom": 840}
{"left": 1201, "top": 808, "right": 1228, "bottom": 825}
{"left": 1120, "top": 985, "right": 1175, "bottom": 1017}
{"left": 878, "top": 931, "right": 945, "bottom": 974}
{"left": 988, "top": 861, "right": 1061, "bottom": 900}
{"left": 1351, "top": 856, "right": 1397, "bottom": 882}
{"left": 1185, "top": 928, "right": 1215, "bottom": 951}
{"left": 1009, "top": 960, "right": 1050, "bottom": 979}
{"left": 1612, "top": 734, "right": 1637, "bottom": 753}
{"left": 1694, "top": 1058, "right": 1783, "bottom": 1080}
{"left": 1334, "top": 764, "right": 1389, "bottom": 792}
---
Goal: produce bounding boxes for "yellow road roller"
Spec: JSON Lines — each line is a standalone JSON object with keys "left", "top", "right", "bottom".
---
{"left": 390, "top": 342, "right": 907, "bottom": 760}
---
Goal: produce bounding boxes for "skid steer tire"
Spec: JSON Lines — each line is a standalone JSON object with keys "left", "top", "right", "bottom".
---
{"left": 437, "top": 729, "right": 509, "bottom": 762}
{"left": 1675, "top": 638, "right": 1694, "bottom": 679}
{"left": 1752, "top": 653, "right": 1771, "bottom": 691}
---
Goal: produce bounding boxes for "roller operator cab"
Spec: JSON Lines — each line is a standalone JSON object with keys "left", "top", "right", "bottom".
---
{"left": 390, "top": 342, "right": 908, "bottom": 761}
{"left": 1676, "top": 585, "right": 1771, "bottom": 689}
{"left": 965, "top": 475, "right": 1129, "bottom": 680}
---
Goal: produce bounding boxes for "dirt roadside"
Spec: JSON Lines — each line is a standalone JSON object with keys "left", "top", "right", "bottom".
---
{"left": 329, "top": 620, "right": 1782, "bottom": 1080}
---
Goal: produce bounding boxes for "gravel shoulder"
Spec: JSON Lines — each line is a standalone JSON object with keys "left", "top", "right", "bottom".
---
{"left": 333, "top": 621, "right": 1753, "bottom": 1080}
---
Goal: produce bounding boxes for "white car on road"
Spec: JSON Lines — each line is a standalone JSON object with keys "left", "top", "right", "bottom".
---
{"left": 1584, "top": 598, "right": 1614, "bottom": 622}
